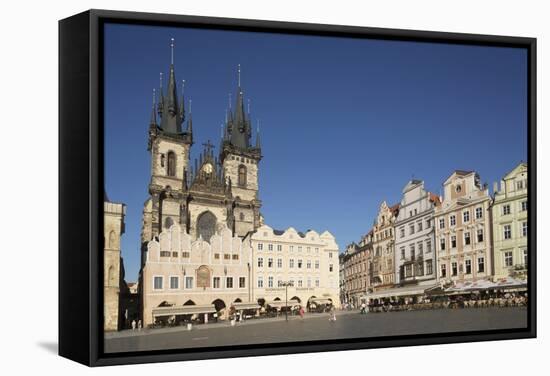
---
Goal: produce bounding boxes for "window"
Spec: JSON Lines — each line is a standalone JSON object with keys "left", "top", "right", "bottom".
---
{"left": 307, "top": 278, "right": 312, "bottom": 287}
{"left": 522, "top": 222, "right": 528, "bottom": 237}
{"left": 477, "top": 229, "right": 484, "bottom": 242}
{"left": 306, "top": 260, "right": 311, "bottom": 269}
{"left": 523, "top": 249, "right": 528, "bottom": 266}
{"left": 258, "top": 243, "right": 263, "bottom": 251}
{"left": 439, "top": 218, "right": 445, "bottom": 229}
{"left": 268, "top": 276, "right": 273, "bottom": 288}
{"left": 504, "top": 251, "right": 513, "bottom": 267}
{"left": 239, "top": 277, "right": 246, "bottom": 288}
{"left": 426, "top": 239, "right": 432, "bottom": 253}
{"left": 239, "top": 212, "right": 245, "bottom": 221}
{"left": 167, "top": 151, "right": 176, "bottom": 176}
{"left": 400, "top": 227, "right": 405, "bottom": 238}
{"left": 503, "top": 225, "right": 512, "bottom": 240}
{"left": 170, "top": 276, "right": 179, "bottom": 289}
{"left": 440, "top": 238, "right": 446, "bottom": 251}
{"left": 297, "top": 279, "right": 303, "bottom": 287}
{"left": 297, "top": 259, "right": 303, "bottom": 268}
{"left": 213, "top": 277, "right": 221, "bottom": 288}
{"left": 257, "top": 257, "right": 263, "bottom": 268}
{"left": 315, "top": 279, "right": 320, "bottom": 287}
{"left": 440, "top": 264, "right": 447, "bottom": 278}
{"left": 409, "top": 224, "right": 415, "bottom": 235}
{"left": 463, "top": 211, "right": 470, "bottom": 223}
{"left": 450, "top": 215, "right": 456, "bottom": 226}
{"left": 268, "top": 244, "right": 273, "bottom": 251}
{"left": 478, "top": 257, "right": 485, "bottom": 273}
{"left": 182, "top": 251, "right": 190, "bottom": 258}
{"left": 521, "top": 201, "right": 528, "bottom": 212}
{"left": 416, "top": 262, "right": 424, "bottom": 276}
{"left": 232, "top": 254, "right": 239, "bottom": 260}
{"left": 298, "top": 246, "right": 302, "bottom": 252}
{"left": 238, "top": 165, "right": 247, "bottom": 186}
{"left": 464, "top": 232, "right": 471, "bottom": 245}
{"left": 289, "top": 245, "right": 294, "bottom": 252}
{"left": 465, "top": 260, "right": 472, "bottom": 274}
{"left": 418, "top": 241, "right": 423, "bottom": 256}
{"left": 517, "top": 180, "right": 524, "bottom": 190}
{"left": 224, "top": 254, "right": 231, "bottom": 260}
{"left": 277, "top": 258, "right": 283, "bottom": 268}
{"left": 329, "top": 264, "right": 334, "bottom": 272}
{"left": 417, "top": 221, "right": 423, "bottom": 232}
{"left": 426, "top": 219, "right": 431, "bottom": 228}
{"left": 475, "top": 207, "right": 483, "bottom": 219}
{"left": 289, "top": 259, "right": 294, "bottom": 268}
{"left": 185, "top": 276, "right": 194, "bottom": 289}
{"left": 426, "top": 260, "right": 433, "bottom": 275}
{"left": 329, "top": 252, "right": 333, "bottom": 258}
{"left": 315, "top": 260, "right": 319, "bottom": 269}
{"left": 154, "top": 276, "right": 163, "bottom": 290}
{"left": 315, "top": 247, "right": 319, "bottom": 254}
{"left": 400, "top": 247, "right": 405, "bottom": 260}
{"left": 307, "top": 247, "right": 311, "bottom": 253}
{"left": 410, "top": 244, "right": 415, "bottom": 260}
{"left": 503, "top": 204, "right": 511, "bottom": 215}
{"left": 451, "top": 262, "right": 458, "bottom": 276}
{"left": 277, "top": 244, "right": 282, "bottom": 252}
{"left": 268, "top": 258, "right": 273, "bottom": 268}
{"left": 451, "top": 235, "right": 457, "bottom": 248}
{"left": 257, "top": 276, "right": 263, "bottom": 288}
{"left": 405, "top": 264, "right": 412, "bottom": 278}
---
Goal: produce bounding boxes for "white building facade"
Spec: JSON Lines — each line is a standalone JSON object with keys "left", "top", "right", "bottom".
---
{"left": 249, "top": 225, "right": 340, "bottom": 310}
{"left": 394, "top": 180, "right": 440, "bottom": 286}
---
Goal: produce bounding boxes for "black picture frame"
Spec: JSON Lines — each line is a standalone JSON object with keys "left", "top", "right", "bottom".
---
{"left": 59, "top": 9, "right": 536, "bottom": 367}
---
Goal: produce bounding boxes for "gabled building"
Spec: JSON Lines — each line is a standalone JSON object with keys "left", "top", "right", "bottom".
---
{"left": 394, "top": 180, "right": 440, "bottom": 286}
{"left": 434, "top": 170, "right": 492, "bottom": 283}
{"left": 369, "top": 201, "right": 399, "bottom": 291}
{"left": 491, "top": 163, "right": 528, "bottom": 280}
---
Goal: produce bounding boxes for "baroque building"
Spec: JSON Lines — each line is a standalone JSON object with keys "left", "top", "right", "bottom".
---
{"left": 369, "top": 202, "right": 399, "bottom": 291}
{"left": 394, "top": 180, "right": 440, "bottom": 286}
{"left": 104, "top": 191, "right": 127, "bottom": 331}
{"left": 249, "top": 225, "right": 340, "bottom": 309}
{"left": 491, "top": 163, "right": 528, "bottom": 280}
{"left": 434, "top": 170, "right": 492, "bottom": 283}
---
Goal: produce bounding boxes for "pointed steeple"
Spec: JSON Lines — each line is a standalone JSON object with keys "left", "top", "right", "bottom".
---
{"left": 228, "top": 64, "right": 250, "bottom": 149}
{"left": 179, "top": 79, "right": 186, "bottom": 123}
{"left": 150, "top": 88, "right": 157, "bottom": 126}
{"left": 186, "top": 99, "right": 193, "bottom": 137}
{"left": 159, "top": 38, "right": 183, "bottom": 134}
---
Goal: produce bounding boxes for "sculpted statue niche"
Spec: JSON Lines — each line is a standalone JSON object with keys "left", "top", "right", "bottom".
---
{"left": 197, "top": 211, "right": 217, "bottom": 241}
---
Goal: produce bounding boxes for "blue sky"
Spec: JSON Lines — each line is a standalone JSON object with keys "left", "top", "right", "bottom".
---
{"left": 104, "top": 23, "right": 527, "bottom": 282}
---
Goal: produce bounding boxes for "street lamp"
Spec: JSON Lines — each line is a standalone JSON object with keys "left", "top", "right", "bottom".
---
{"left": 279, "top": 280, "right": 293, "bottom": 321}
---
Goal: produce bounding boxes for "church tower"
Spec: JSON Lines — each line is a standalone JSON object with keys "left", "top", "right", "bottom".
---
{"left": 141, "top": 38, "right": 193, "bottom": 248}
{"left": 220, "top": 65, "right": 262, "bottom": 237}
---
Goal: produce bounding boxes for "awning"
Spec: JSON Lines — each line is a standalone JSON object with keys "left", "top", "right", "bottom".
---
{"left": 152, "top": 304, "right": 216, "bottom": 317}
{"left": 366, "top": 284, "right": 438, "bottom": 300}
{"left": 232, "top": 302, "right": 260, "bottom": 310}
{"left": 267, "top": 299, "right": 300, "bottom": 308}
{"left": 310, "top": 298, "right": 332, "bottom": 305}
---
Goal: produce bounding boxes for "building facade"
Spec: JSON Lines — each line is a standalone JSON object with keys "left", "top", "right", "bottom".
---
{"left": 249, "top": 225, "right": 340, "bottom": 309}
{"left": 394, "top": 180, "right": 440, "bottom": 286}
{"left": 104, "top": 193, "right": 126, "bottom": 331}
{"left": 434, "top": 171, "right": 492, "bottom": 283}
{"left": 369, "top": 202, "right": 399, "bottom": 291}
{"left": 492, "top": 163, "right": 528, "bottom": 280}
{"left": 142, "top": 223, "right": 253, "bottom": 326}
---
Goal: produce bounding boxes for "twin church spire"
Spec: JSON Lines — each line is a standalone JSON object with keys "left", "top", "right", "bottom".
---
{"left": 149, "top": 39, "right": 261, "bottom": 156}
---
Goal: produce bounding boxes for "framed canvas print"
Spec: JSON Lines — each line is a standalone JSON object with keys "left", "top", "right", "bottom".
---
{"left": 59, "top": 9, "right": 536, "bottom": 366}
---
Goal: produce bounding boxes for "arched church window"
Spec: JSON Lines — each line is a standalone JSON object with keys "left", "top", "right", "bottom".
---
{"left": 239, "top": 212, "right": 245, "bottom": 221}
{"left": 107, "top": 265, "right": 114, "bottom": 286}
{"left": 108, "top": 230, "right": 116, "bottom": 249}
{"left": 197, "top": 211, "right": 217, "bottom": 241}
{"left": 164, "top": 217, "right": 174, "bottom": 230}
{"left": 238, "top": 165, "right": 247, "bottom": 186}
{"left": 167, "top": 151, "right": 176, "bottom": 177}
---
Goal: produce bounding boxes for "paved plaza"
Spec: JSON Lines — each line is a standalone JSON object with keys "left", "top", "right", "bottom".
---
{"left": 104, "top": 307, "right": 527, "bottom": 353}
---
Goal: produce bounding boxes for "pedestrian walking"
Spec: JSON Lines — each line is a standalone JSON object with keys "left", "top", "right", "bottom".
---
{"left": 138, "top": 320, "right": 142, "bottom": 330}
{"left": 360, "top": 302, "right": 366, "bottom": 314}
{"left": 131, "top": 319, "right": 136, "bottom": 330}
{"left": 299, "top": 306, "right": 305, "bottom": 319}
{"left": 328, "top": 305, "right": 336, "bottom": 322}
